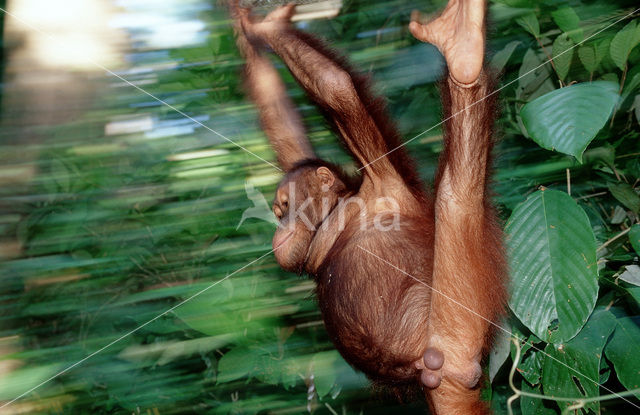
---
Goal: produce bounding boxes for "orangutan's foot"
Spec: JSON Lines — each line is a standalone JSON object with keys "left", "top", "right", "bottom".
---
{"left": 415, "top": 346, "right": 483, "bottom": 389}
{"left": 235, "top": 2, "right": 296, "bottom": 44}
{"left": 415, "top": 347, "right": 444, "bottom": 388}
{"left": 409, "top": 0, "right": 485, "bottom": 86}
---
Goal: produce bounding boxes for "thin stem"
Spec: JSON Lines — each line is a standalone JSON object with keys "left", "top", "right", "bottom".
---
{"left": 597, "top": 227, "right": 631, "bottom": 252}
{"left": 535, "top": 36, "right": 562, "bottom": 86}
{"left": 575, "top": 191, "right": 607, "bottom": 200}
{"left": 617, "top": 152, "right": 640, "bottom": 159}
{"left": 324, "top": 403, "right": 339, "bottom": 415}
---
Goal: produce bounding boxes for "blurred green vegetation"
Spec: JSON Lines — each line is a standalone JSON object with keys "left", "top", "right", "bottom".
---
{"left": 0, "top": 0, "right": 639, "bottom": 414}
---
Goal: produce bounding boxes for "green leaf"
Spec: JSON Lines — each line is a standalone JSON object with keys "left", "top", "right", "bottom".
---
{"left": 594, "top": 38, "right": 610, "bottom": 67}
{"left": 608, "top": 183, "right": 640, "bottom": 213}
{"left": 518, "top": 347, "right": 545, "bottom": 386}
{"left": 506, "top": 189, "right": 599, "bottom": 343}
{"left": 280, "top": 358, "right": 301, "bottom": 390}
{"left": 551, "top": 7, "right": 583, "bottom": 43}
{"left": 577, "top": 38, "right": 609, "bottom": 75}
{"left": 578, "top": 45, "right": 597, "bottom": 74}
{"left": 605, "top": 317, "right": 640, "bottom": 398}
{"left": 518, "top": 48, "right": 541, "bottom": 90}
{"left": 520, "top": 382, "right": 557, "bottom": 415}
{"left": 217, "top": 347, "right": 257, "bottom": 383}
{"left": 520, "top": 81, "right": 619, "bottom": 161}
{"left": 552, "top": 33, "right": 574, "bottom": 81}
{"left": 312, "top": 351, "right": 339, "bottom": 398}
{"left": 621, "top": 73, "right": 640, "bottom": 105}
{"left": 610, "top": 20, "right": 639, "bottom": 70}
{"left": 490, "top": 40, "right": 521, "bottom": 73}
{"left": 255, "top": 354, "right": 283, "bottom": 386}
{"left": 627, "top": 287, "right": 640, "bottom": 305}
{"left": 542, "top": 309, "right": 616, "bottom": 413}
{"left": 600, "top": 72, "right": 619, "bottom": 84}
{"left": 635, "top": 95, "right": 640, "bottom": 125}
{"left": 172, "top": 279, "right": 236, "bottom": 336}
{"left": 517, "top": 48, "right": 554, "bottom": 101}
{"left": 488, "top": 324, "right": 511, "bottom": 382}
{"left": 629, "top": 224, "right": 640, "bottom": 255}
{"left": 516, "top": 13, "right": 540, "bottom": 37}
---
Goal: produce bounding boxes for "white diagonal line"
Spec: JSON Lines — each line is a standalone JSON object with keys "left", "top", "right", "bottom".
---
{"left": 0, "top": 248, "right": 277, "bottom": 409}
{"left": 357, "top": 245, "right": 640, "bottom": 410}
{"left": 0, "top": 7, "right": 282, "bottom": 172}
{"left": 359, "top": 7, "right": 640, "bottom": 172}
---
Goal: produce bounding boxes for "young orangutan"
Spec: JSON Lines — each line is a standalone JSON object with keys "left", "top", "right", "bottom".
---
{"left": 231, "top": 1, "right": 505, "bottom": 413}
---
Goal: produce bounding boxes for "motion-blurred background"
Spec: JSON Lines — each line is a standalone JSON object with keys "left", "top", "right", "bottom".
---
{"left": 1, "top": 0, "right": 639, "bottom": 414}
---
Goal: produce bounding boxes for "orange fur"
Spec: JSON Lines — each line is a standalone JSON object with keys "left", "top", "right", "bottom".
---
{"left": 232, "top": 3, "right": 506, "bottom": 413}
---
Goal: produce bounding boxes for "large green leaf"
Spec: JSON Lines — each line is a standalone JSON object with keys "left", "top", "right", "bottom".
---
{"left": 610, "top": 20, "right": 639, "bottom": 70}
{"left": 520, "top": 82, "right": 619, "bottom": 161}
{"left": 605, "top": 317, "right": 640, "bottom": 398}
{"left": 506, "top": 189, "right": 599, "bottom": 343}
{"left": 541, "top": 309, "right": 616, "bottom": 413}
